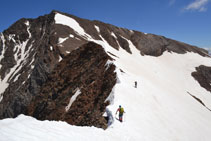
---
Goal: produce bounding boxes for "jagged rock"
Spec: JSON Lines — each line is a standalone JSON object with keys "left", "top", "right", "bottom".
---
{"left": 192, "top": 65, "right": 211, "bottom": 92}
{"left": 0, "top": 12, "right": 57, "bottom": 118}
{"left": 27, "top": 42, "right": 116, "bottom": 129}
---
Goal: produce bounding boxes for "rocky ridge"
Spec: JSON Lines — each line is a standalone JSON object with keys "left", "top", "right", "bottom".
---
{"left": 0, "top": 10, "right": 210, "bottom": 128}
{"left": 28, "top": 42, "right": 116, "bottom": 129}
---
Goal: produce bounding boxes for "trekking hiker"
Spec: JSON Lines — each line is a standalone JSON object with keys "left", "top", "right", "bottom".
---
{"left": 135, "top": 81, "right": 137, "bottom": 88}
{"left": 115, "top": 105, "right": 125, "bottom": 122}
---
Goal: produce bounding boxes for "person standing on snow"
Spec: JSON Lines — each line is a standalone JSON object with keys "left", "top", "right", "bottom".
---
{"left": 115, "top": 105, "right": 125, "bottom": 122}
{"left": 135, "top": 81, "right": 137, "bottom": 88}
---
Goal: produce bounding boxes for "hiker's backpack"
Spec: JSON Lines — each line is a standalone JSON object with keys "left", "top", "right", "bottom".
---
{"left": 120, "top": 107, "right": 124, "bottom": 114}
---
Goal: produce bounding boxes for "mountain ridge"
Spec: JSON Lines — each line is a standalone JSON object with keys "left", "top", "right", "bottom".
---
{"left": 0, "top": 10, "right": 211, "bottom": 130}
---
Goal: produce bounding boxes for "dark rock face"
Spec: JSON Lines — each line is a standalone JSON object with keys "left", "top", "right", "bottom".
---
{"left": 52, "top": 10, "right": 208, "bottom": 57}
{"left": 130, "top": 31, "right": 208, "bottom": 57}
{"left": 0, "top": 12, "right": 57, "bottom": 118}
{"left": 27, "top": 42, "right": 116, "bottom": 129}
{"left": 192, "top": 65, "right": 211, "bottom": 92}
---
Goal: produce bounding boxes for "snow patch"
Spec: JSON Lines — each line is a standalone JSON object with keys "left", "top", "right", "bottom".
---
{"left": 27, "top": 74, "right": 31, "bottom": 79}
{"left": 65, "top": 89, "right": 81, "bottom": 112}
{"left": 66, "top": 51, "right": 70, "bottom": 54}
{"left": 0, "top": 33, "right": 6, "bottom": 70}
{"left": 10, "top": 44, "right": 33, "bottom": 82}
{"left": 29, "top": 54, "right": 35, "bottom": 67}
{"left": 58, "top": 37, "right": 68, "bottom": 44}
{"left": 69, "top": 34, "right": 74, "bottom": 38}
{"left": 8, "top": 34, "right": 16, "bottom": 42}
{"left": 22, "top": 81, "right": 26, "bottom": 85}
{"left": 95, "top": 25, "right": 100, "bottom": 33}
{"left": 111, "top": 32, "right": 117, "bottom": 39}
{"left": 25, "top": 21, "right": 32, "bottom": 38}
{"left": 31, "top": 65, "right": 34, "bottom": 69}
{"left": 59, "top": 56, "right": 62, "bottom": 62}
{"left": 110, "top": 32, "right": 121, "bottom": 47}
{"left": 105, "top": 60, "right": 114, "bottom": 70}
{"left": 50, "top": 46, "right": 53, "bottom": 51}
{"left": 13, "top": 74, "right": 21, "bottom": 82}
{"left": 23, "top": 44, "right": 33, "bottom": 59}
{"left": 25, "top": 21, "right": 30, "bottom": 26}
{"left": 55, "top": 13, "right": 92, "bottom": 39}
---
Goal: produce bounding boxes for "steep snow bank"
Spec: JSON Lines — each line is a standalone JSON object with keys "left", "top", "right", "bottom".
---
{"left": 55, "top": 13, "right": 91, "bottom": 38}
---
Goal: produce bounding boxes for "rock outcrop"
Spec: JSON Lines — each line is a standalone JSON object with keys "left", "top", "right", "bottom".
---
{"left": 192, "top": 65, "right": 211, "bottom": 92}
{"left": 27, "top": 42, "right": 116, "bottom": 129}
{"left": 0, "top": 12, "right": 57, "bottom": 118}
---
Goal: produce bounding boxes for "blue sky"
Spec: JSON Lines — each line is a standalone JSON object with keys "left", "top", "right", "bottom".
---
{"left": 0, "top": 0, "right": 210, "bottom": 48}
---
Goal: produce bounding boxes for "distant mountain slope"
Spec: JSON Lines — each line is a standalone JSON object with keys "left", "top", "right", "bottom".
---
{"left": 0, "top": 10, "right": 211, "bottom": 134}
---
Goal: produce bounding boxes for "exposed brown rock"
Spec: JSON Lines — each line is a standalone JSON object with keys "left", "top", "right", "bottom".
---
{"left": 130, "top": 31, "right": 168, "bottom": 56}
{"left": 27, "top": 42, "right": 116, "bottom": 129}
{"left": 130, "top": 31, "right": 208, "bottom": 57}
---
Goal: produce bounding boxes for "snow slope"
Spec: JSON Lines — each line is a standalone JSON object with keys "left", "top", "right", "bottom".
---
{"left": 1, "top": 13, "right": 211, "bottom": 141}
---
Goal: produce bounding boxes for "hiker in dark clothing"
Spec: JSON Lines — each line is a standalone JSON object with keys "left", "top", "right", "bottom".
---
{"left": 135, "top": 81, "right": 137, "bottom": 88}
{"left": 116, "top": 105, "right": 125, "bottom": 122}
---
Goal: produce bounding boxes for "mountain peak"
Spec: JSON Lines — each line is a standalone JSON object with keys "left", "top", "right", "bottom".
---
{"left": 0, "top": 11, "right": 211, "bottom": 138}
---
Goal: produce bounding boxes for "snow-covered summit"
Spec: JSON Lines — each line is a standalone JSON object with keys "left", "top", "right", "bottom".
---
{"left": 0, "top": 11, "right": 211, "bottom": 141}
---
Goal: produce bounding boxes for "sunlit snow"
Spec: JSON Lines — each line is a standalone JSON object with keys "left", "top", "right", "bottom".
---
{"left": 55, "top": 13, "right": 91, "bottom": 39}
{"left": 25, "top": 21, "right": 32, "bottom": 38}
{"left": 50, "top": 46, "right": 53, "bottom": 51}
{"left": 59, "top": 56, "right": 62, "bottom": 62}
{"left": 95, "top": 25, "right": 100, "bottom": 33}
{"left": 111, "top": 32, "right": 117, "bottom": 39}
{"left": 0, "top": 33, "right": 6, "bottom": 70}
{"left": 65, "top": 89, "right": 81, "bottom": 112}
{"left": 69, "top": 34, "right": 74, "bottom": 38}
{"left": 58, "top": 37, "right": 68, "bottom": 44}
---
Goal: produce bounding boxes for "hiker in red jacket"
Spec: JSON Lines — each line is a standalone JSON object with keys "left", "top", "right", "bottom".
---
{"left": 115, "top": 105, "right": 125, "bottom": 122}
